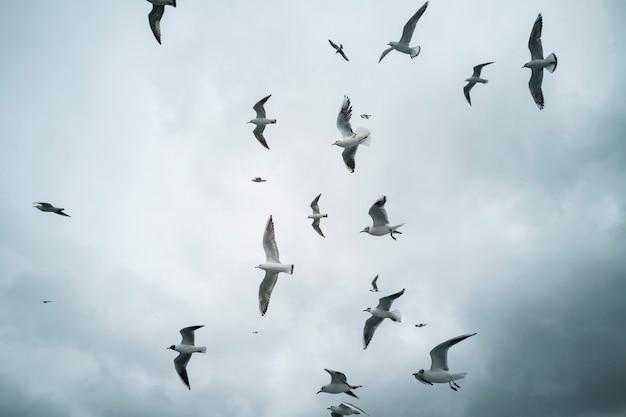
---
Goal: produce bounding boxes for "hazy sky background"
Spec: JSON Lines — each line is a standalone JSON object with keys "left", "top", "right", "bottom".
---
{"left": 1, "top": 1, "right": 625, "bottom": 416}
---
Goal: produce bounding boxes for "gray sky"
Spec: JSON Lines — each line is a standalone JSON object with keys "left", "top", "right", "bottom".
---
{"left": 1, "top": 1, "right": 625, "bottom": 416}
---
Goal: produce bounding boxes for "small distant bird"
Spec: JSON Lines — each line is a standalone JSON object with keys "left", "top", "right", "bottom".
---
{"left": 332, "top": 96, "right": 372, "bottom": 173}
{"left": 256, "top": 216, "right": 294, "bottom": 316}
{"left": 167, "top": 325, "right": 206, "bottom": 390}
{"left": 523, "top": 14, "right": 557, "bottom": 109}
{"left": 328, "top": 402, "right": 369, "bottom": 417}
{"left": 307, "top": 193, "right": 328, "bottom": 238}
{"left": 317, "top": 369, "right": 362, "bottom": 398}
{"left": 379, "top": 2, "right": 429, "bottom": 63}
{"left": 328, "top": 40, "right": 350, "bottom": 62}
{"left": 369, "top": 275, "right": 379, "bottom": 292}
{"left": 415, "top": 323, "right": 427, "bottom": 328}
{"left": 359, "top": 114, "right": 372, "bottom": 119}
{"left": 248, "top": 95, "right": 276, "bottom": 150}
{"left": 33, "top": 202, "right": 70, "bottom": 217}
{"left": 413, "top": 333, "right": 477, "bottom": 391}
{"left": 252, "top": 331, "right": 259, "bottom": 334}
{"left": 463, "top": 62, "right": 494, "bottom": 106}
{"left": 361, "top": 195, "right": 403, "bottom": 240}
{"left": 147, "top": 0, "right": 176, "bottom": 45}
{"left": 363, "top": 289, "right": 404, "bottom": 349}
{"left": 252, "top": 177, "right": 267, "bottom": 183}
{"left": 41, "top": 300, "right": 53, "bottom": 304}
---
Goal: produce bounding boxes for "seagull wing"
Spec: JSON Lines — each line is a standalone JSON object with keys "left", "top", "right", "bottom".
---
{"left": 429, "top": 333, "right": 477, "bottom": 371}
{"left": 338, "top": 49, "right": 349, "bottom": 62}
{"left": 399, "top": 1, "right": 429, "bottom": 44}
{"left": 173, "top": 352, "right": 192, "bottom": 389}
{"left": 253, "top": 95, "right": 271, "bottom": 118}
{"left": 341, "top": 145, "right": 358, "bottom": 173}
{"left": 310, "top": 194, "right": 321, "bottom": 214}
{"left": 363, "top": 315, "right": 384, "bottom": 349}
{"left": 528, "top": 14, "right": 544, "bottom": 60}
{"left": 148, "top": 5, "right": 165, "bottom": 45}
{"left": 342, "top": 402, "right": 369, "bottom": 416}
{"left": 472, "top": 61, "right": 494, "bottom": 77}
{"left": 378, "top": 47, "right": 394, "bottom": 63}
{"left": 328, "top": 39, "right": 339, "bottom": 51}
{"left": 312, "top": 219, "right": 325, "bottom": 238}
{"left": 376, "top": 288, "right": 405, "bottom": 311}
{"left": 529, "top": 68, "right": 544, "bottom": 110}
{"left": 368, "top": 195, "right": 389, "bottom": 227}
{"left": 179, "top": 325, "right": 203, "bottom": 346}
{"left": 325, "top": 369, "right": 349, "bottom": 385}
{"left": 263, "top": 215, "right": 280, "bottom": 262}
{"left": 253, "top": 125, "right": 270, "bottom": 149}
{"left": 259, "top": 271, "right": 278, "bottom": 316}
{"left": 371, "top": 275, "right": 379, "bottom": 291}
{"left": 463, "top": 82, "right": 474, "bottom": 106}
{"left": 337, "top": 96, "right": 354, "bottom": 138}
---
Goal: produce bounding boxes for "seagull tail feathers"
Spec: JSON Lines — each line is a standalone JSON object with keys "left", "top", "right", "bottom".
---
{"left": 390, "top": 310, "right": 402, "bottom": 322}
{"left": 288, "top": 264, "right": 294, "bottom": 275}
{"left": 391, "top": 223, "right": 404, "bottom": 232}
{"left": 198, "top": 347, "right": 207, "bottom": 353}
{"left": 545, "top": 53, "right": 557, "bottom": 73}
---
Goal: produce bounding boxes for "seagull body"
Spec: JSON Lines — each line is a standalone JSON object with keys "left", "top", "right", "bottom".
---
{"left": 523, "top": 14, "right": 557, "bottom": 110}
{"left": 33, "top": 202, "right": 70, "bottom": 217}
{"left": 463, "top": 62, "right": 494, "bottom": 105}
{"left": 307, "top": 194, "right": 328, "bottom": 237}
{"left": 332, "top": 96, "right": 371, "bottom": 173}
{"left": 147, "top": 0, "right": 176, "bottom": 45}
{"left": 369, "top": 275, "right": 379, "bottom": 292}
{"left": 363, "top": 289, "right": 404, "bottom": 349}
{"left": 328, "top": 402, "right": 369, "bottom": 417}
{"left": 328, "top": 40, "right": 349, "bottom": 62}
{"left": 256, "top": 216, "right": 294, "bottom": 316}
{"left": 317, "top": 369, "right": 362, "bottom": 398}
{"left": 413, "top": 333, "right": 476, "bottom": 391}
{"left": 248, "top": 95, "right": 276, "bottom": 150}
{"left": 41, "top": 300, "right": 53, "bottom": 303}
{"left": 361, "top": 195, "right": 403, "bottom": 239}
{"left": 252, "top": 177, "right": 267, "bottom": 183}
{"left": 379, "top": 2, "right": 428, "bottom": 63}
{"left": 167, "top": 325, "right": 206, "bottom": 390}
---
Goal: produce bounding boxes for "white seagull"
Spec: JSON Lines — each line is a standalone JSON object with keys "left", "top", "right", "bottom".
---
{"left": 332, "top": 96, "right": 371, "bottom": 173}
{"left": 328, "top": 402, "right": 369, "bottom": 417}
{"left": 307, "top": 193, "right": 328, "bottom": 238}
{"left": 413, "top": 333, "right": 477, "bottom": 391}
{"left": 147, "top": 0, "right": 176, "bottom": 45}
{"left": 248, "top": 95, "right": 276, "bottom": 150}
{"left": 33, "top": 202, "right": 70, "bottom": 217}
{"left": 463, "top": 62, "right": 494, "bottom": 106}
{"left": 256, "top": 216, "right": 294, "bottom": 316}
{"left": 523, "top": 14, "right": 557, "bottom": 110}
{"left": 379, "top": 2, "right": 429, "bottom": 63}
{"left": 167, "top": 325, "right": 206, "bottom": 390}
{"left": 251, "top": 177, "right": 267, "bottom": 183}
{"left": 360, "top": 195, "right": 403, "bottom": 240}
{"left": 317, "top": 369, "right": 362, "bottom": 398}
{"left": 369, "top": 275, "right": 379, "bottom": 292}
{"left": 328, "top": 40, "right": 349, "bottom": 62}
{"left": 363, "top": 288, "right": 405, "bottom": 349}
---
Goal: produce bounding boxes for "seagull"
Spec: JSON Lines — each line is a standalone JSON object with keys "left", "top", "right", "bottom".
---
{"left": 360, "top": 195, "right": 403, "bottom": 240}
{"left": 317, "top": 369, "right": 362, "bottom": 398}
{"left": 379, "top": 2, "right": 428, "bottom": 63}
{"left": 256, "top": 216, "right": 294, "bottom": 316}
{"left": 463, "top": 62, "right": 494, "bottom": 106}
{"left": 252, "top": 331, "right": 259, "bottom": 334}
{"left": 359, "top": 114, "right": 372, "bottom": 119}
{"left": 307, "top": 193, "right": 328, "bottom": 238}
{"left": 252, "top": 177, "right": 267, "bottom": 183}
{"left": 147, "top": 0, "right": 176, "bottom": 45}
{"left": 413, "top": 333, "right": 477, "bottom": 391}
{"left": 415, "top": 323, "right": 427, "bottom": 328}
{"left": 33, "top": 202, "right": 70, "bottom": 217}
{"left": 332, "top": 96, "right": 371, "bottom": 173}
{"left": 167, "top": 325, "right": 206, "bottom": 390}
{"left": 369, "top": 275, "right": 379, "bottom": 292}
{"left": 41, "top": 300, "right": 53, "bottom": 304}
{"left": 523, "top": 14, "right": 557, "bottom": 110}
{"left": 363, "top": 288, "right": 405, "bottom": 349}
{"left": 328, "top": 402, "right": 369, "bottom": 417}
{"left": 248, "top": 95, "right": 276, "bottom": 150}
{"left": 328, "top": 40, "right": 349, "bottom": 62}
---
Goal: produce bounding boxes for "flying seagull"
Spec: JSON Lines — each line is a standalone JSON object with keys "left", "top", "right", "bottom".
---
{"left": 379, "top": 2, "right": 429, "bottom": 63}
{"left": 248, "top": 95, "right": 276, "bottom": 149}
{"left": 33, "top": 202, "right": 70, "bottom": 217}
{"left": 332, "top": 96, "right": 371, "bottom": 173}
{"left": 328, "top": 40, "right": 349, "bottom": 62}
{"left": 317, "top": 369, "right": 362, "bottom": 398}
{"left": 252, "top": 177, "right": 267, "bottom": 183}
{"left": 369, "top": 275, "right": 379, "bottom": 292}
{"left": 413, "top": 333, "right": 477, "bottom": 391}
{"left": 415, "top": 323, "right": 427, "bottom": 328}
{"left": 256, "top": 216, "right": 294, "bottom": 316}
{"left": 363, "top": 288, "right": 405, "bottom": 349}
{"left": 328, "top": 402, "right": 369, "bottom": 417}
{"left": 523, "top": 14, "right": 557, "bottom": 109}
{"left": 167, "top": 325, "right": 206, "bottom": 390}
{"left": 359, "top": 114, "right": 372, "bottom": 119}
{"left": 361, "top": 195, "right": 403, "bottom": 239}
{"left": 41, "top": 300, "right": 53, "bottom": 304}
{"left": 463, "top": 62, "right": 494, "bottom": 106}
{"left": 147, "top": 0, "right": 176, "bottom": 45}
{"left": 307, "top": 193, "right": 328, "bottom": 238}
